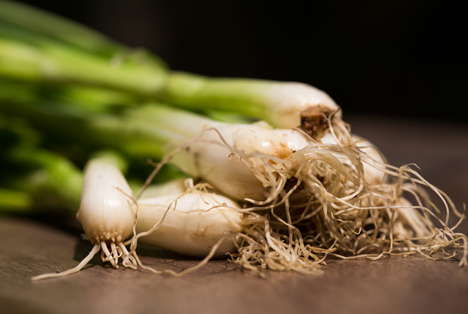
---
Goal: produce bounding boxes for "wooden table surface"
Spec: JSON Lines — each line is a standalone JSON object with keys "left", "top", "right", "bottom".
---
{"left": 1, "top": 115, "right": 468, "bottom": 314}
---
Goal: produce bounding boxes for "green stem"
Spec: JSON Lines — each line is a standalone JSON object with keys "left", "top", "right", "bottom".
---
{"left": 160, "top": 72, "right": 268, "bottom": 119}
{"left": 0, "top": 38, "right": 168, "bottom": 95}
{"left": 0, "top": 78, "right": 138, "bottom": 113}
{"left": 0, "top": 188, "right": 32, "bottom": 212}
{"left": 9, "top": 147, "right": 84, "bottom": 212}
{"left": 0, "top": 0, "right": 122, "bottom": 56}
{"left": 1, "top": 96, "right": 212, "bottom": 160}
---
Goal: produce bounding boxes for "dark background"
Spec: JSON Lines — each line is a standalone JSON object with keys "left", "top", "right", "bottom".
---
{"left": 18, "top": 0, "right": 468, "bottom": 123}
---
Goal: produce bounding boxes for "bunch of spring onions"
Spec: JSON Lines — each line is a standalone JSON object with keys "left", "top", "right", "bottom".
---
{"left": 0, "top": 1, "right": 466, "bottom": 279}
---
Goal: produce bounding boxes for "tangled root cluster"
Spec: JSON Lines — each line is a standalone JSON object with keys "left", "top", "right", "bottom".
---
{"left": 130, "top": 115, "right": 467, "bottom": 277}
{"left": 226, "top": 118, "right": 467, "bottom": 274}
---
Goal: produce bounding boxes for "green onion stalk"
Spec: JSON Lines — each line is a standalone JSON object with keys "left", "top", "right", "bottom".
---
{"left": 4, "top": 147, "right": 84, "bottom": 213}
{"left": 0, "top": 0, "right": 343, "bottom": 139}
{"left": 0, "top": 114, "right": 83, "bottom": 213}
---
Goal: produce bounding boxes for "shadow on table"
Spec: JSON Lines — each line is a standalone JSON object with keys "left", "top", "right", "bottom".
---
{"left": 71, "top": 233, "right": 239, "bottom": 275}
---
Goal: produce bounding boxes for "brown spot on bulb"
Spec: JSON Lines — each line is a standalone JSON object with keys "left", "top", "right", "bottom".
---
{"left": 300, "top": 106, "right": 334, "bottom": 140}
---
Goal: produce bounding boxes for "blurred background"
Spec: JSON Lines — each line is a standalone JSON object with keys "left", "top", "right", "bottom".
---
{"left": 18, "top": 0, "right": 468, "bottom": 123}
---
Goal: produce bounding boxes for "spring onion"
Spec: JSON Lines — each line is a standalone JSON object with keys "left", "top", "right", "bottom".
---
{"left": 32, "top": 152, "right": 137, "bottom": 280}
{"left": 0, "top": 0, "right": 342, "bottom": 139}
{"left": 0, "top": 1, "right": 466, "bottom": 277}
{"left": 136, "top": 185, "right": 243, "bottom": 258}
